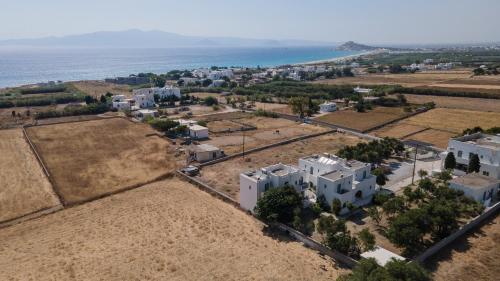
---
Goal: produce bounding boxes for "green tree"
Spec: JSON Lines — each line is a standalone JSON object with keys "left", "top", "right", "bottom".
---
{"left": 367, "top": 206, "right": 382, "bottom": 225}
{"left": 382, "top": 196, "right": 405, "bottom": 218}
{"left": 289, "top": 96, "right": 307, "bottom": 117}
{"left": 254, "top": 186, "right": 302, "bottom": 224}
{"left": 358, "top": 228, "right": 376, "bottom": 252}
{"left": 331, "top": 198, "right": 342, "bottom": 215}
{"left": 385, "top": 259, "right": 431, "bottom": 281}
{"left": 387, "top": 208, "right": 430, "bottom": 255}
{"left": 468, "top": 153, "right": 481, "bottom": 173}
{"left": 376, "top": 173, "right": 387, "bottom": 186}
{"left": 417, "top": 169, "right": 428, "bottom": 180}
{"left": 150, "top": 75, "right": 166, "bottom": 87}
{"left": 84, "top": 95, "right": 95, "bottom": 104}
{"left": 204, "top": 96, "right": 219, "bottom": 106}
{"left": 99, "top": 95, "right": 107, "bottom": 103}
{"left": 337, "top": 258, "right": 430, "bottom": 281}
{"left": 444, "top": 152, "right": 456, "bottom": 170}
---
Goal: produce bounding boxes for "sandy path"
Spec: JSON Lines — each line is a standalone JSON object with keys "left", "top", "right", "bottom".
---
{"left": 0, "top": 178, "right": 345, "bottom": 280}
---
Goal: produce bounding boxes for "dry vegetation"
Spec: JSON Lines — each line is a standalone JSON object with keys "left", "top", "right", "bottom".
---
{"left": 373, "top": 108, "right": 500, "bottom": 148}
{"left": 0, "top": 105, "right": 68, "bottom": 129}
{"left": 71, "top": 80, "right": 132, "bottom": 98}
{"left": 198, "top": 133, "right": 363, "bottom": 199}
{"left": 26, "top": 118, "right": 180, "bottom": 205}
{"left": 426, "top": 215, "right": 500, "bottom": 281}
{"left": 0, "top": 129, "right": 61, "bottom": 223}
{"left": 315, "top": 107, "right": 409, "bottom": 132}
{"left": 203, "top": 116, "right": 328, "bottom": 155}
{"left": 403, "top": 94, "right": 500, "bottom": 112}
{"left": 0, "top": 177, "right": 344, "bottom": 280}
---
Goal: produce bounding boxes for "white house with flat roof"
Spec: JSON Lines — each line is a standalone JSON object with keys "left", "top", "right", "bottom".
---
{"left": 354, "top": 86, "right": 372, "bottom": 94}
{"left": 444, "top": 133, "right": 500, "bottom": 179}
{"left": 449, "top": 173, "right": 500, "bottom": 205}
{"left": 240, "top": 153, "right": 376, "bottom": 213}
{"left": 134, "top": 109, "right": 158, "bottom": 120}
{"left": 240, "top": 163, "right": 304, "bottom": 212}
{"left": 319, "top": 102, "right": 337, "bottom": 113}
{"left": 187, "top": 124, "right": 209, "bottom": 139}
{"left": 133, "top": 86, "right": 181, "bottom": 103}
{"left": 111, "top": 95, "right": 133, "bottom": 111}
{"left": 188, "top": 144, "right": 224, "bottom": 163}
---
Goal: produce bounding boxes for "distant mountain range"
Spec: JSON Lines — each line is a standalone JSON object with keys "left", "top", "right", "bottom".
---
{"left": 0, "top": 29, "right": 337, "bottom": 48}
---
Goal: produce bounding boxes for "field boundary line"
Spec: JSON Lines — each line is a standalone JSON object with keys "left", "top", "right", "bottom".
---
{"left": 176, "top": 171, "right": 358, "bottom": 268}
{"left": 29, "top": 115, "right": 123, "bottom": 128}
{"left": 0, "top": 205, "right": 63, "bottom": 229}
{"left": 363, "top": 107, "right": 430, "bottom": 133}
{"left": 198, "top": 129, "right": 337, "bottom": 167}
{"left": 399, "top": 127, "right": 431, "bottom": 139}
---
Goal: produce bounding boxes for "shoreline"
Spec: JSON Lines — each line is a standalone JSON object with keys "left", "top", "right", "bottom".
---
{"left": 297, "top": 50, "right": 378, "bottom": 66}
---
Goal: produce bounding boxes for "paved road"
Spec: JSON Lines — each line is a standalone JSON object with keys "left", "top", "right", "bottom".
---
{"left": 385, "top": 158, "right": 442, "bottom": 193}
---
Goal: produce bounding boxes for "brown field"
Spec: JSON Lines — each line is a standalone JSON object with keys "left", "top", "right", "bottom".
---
{"left": 25, "top": 118, "right": 180, "bottom": 205}
{"left": 0, "top": 177, "right": 344, "bottom": 280}
{"left": 194, "top": 111, "right": 250, "bottom": 122}
{"left": 315, "top": 107, "right": 409, "bottom": 132}
{"left": 373, "top": 108, "right": 500, "bottom": 148}
{"left": 203, "top": 116, "right": 328, "bottom": 155}
{"left": 198, "top": 133, "right": 363, "bottom": 199}
{"left": 403, "top": 94, "right": 500, "bottom": 112}
{"left": 0, "top": 105, "right": 68, "bottom": 129}
{"left": 427, "top": 215, "right": 500, "bottom": 281}
{"left": 71, "top": 80, "right": 132, "bottom": 98}
{"left": 206, "top": 119, "right": 254, "bottom": 133}
{"left": 0, "top": 129, "right": 60, "bottom": 223}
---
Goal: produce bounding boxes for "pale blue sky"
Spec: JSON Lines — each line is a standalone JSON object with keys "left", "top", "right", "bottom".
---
{"left": 1, "top": 0, "right": 499, "bottom": 44}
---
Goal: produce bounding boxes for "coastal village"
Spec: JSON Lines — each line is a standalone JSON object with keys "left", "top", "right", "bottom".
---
{"left": 1, "top": 43, "right": 500, "bottom": 280}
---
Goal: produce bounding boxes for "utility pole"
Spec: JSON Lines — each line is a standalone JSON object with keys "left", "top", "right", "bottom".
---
{"left": 411, "top": 144, "right": 418, "bottom": 185}
{"left": 242, "top": 128, "right": 246, "bottom": 159}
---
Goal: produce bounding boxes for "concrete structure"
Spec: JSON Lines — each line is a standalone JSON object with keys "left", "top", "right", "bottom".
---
{"left": 319, "top": 102, "right": 337, "bottom": 113}
{"left": 208, "top": 69, "right": 234, "bottom": 80}
{"left": 134, "top": 109, "right": 158, "bottom": 120}
{"left": 133, "top": 91, "right": 155, "bottom": 108}
{"left": 361, "top": 247, "right": 405, "bottom": 266}
{"left": 188, "top": 144, "right": 224, "bottom": 163}
{"left": 240, "top": 153, "right": 376, "bottom": 213}
{"left": 111, "top": 95, "right": 133, "bottom": 111}
{"left": 354, "top": 86, "right": 372, "bottom": 94}
{"left": 299, "top": 154, "right": 376, "bottom": 213}
{"left": 449, "top": 173, "right": 500, "bottom": 205}
{"left": 444, "top": 133, "right": 500, "bottom": 179}
{"left": 133, "top": 86, "right": 181, "bottom": 104}
{"left": 240, "top": 163, "right": 304, "bottom": 212}
{"left": 187, "top": 124, "right": 209, "bottom": 139}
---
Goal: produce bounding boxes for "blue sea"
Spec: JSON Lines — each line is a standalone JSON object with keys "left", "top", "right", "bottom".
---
{"left": 0, "top": 47, "right": 359, "bottom": 88}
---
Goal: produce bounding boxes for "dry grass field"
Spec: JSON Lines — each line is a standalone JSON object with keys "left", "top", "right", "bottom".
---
{"left": 203, "top": 116, "right": 328, "bottom": 155}
{"left": 198, "top": 133, "right": 363, "bottom": 199}
{"left": 426, "top": 215, "right": 500, "bottom": 281}
{"left": 0, "top": 104, "right": 68, "bottom": 129}
{"left": 315, "top": 107, "right": 409, "bottom": 132}
{"left": 373, "top": 108, "right": 500, "bottom": 148}
{"left": 26, "top": 118, "right": 180, "bottom": 205}
{"left": 71, "top": 80, "right": 132, "bottom": 98}
{"left": 403, "top": 94, "right": 500, "bottom": 112}
{"left": 0, "top": 129, "right": 61, "bottom": 223}
{"left": 0, "top": 177, "right": 344, "bottom": 280}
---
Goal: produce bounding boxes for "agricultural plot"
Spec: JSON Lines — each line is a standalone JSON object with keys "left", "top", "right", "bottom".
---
{"left": 26, "top": 118, "right": 179, "bottom": 205}
{"left": 197, "top": 133, "right": 363, "bottom": 199}
{"left": 373, "top": 108, "right": 500, "bottom": 148}
{"left": 202, "top": 115, "right": 328, "bottom": 155}
{"left": 71, "top": 81, "right": 133, "bottom": 98}
{"left": 0, "top": 178, "right": 343, "bottom": 280}
{"left": 315, "top": 107, "right": 410, "bottom": 132}
{"left": 207, "top": 119, "right": 255, "bottom": 133}
{"left": 0, "top": 129, "right": 61, "bottom": 224}
{"left": 403, "top": 94, "right": 500, "bottom": 112}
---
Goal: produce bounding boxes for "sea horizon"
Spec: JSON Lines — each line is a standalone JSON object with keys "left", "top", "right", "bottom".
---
{"left": 0, "top": 46, "right": 359, "bottom": 88}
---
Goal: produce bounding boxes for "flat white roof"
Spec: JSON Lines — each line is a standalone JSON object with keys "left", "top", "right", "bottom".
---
{"left": 361, "top": 246, "right": 405, "bottom": 266}
{"left": 189, "top": 124, "right": 208, "bottom": 131}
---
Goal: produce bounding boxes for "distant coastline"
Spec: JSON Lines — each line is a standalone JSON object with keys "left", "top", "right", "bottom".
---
{"left": 300, "top": 50, "right": 377, "bottom": 65}
{"left": 0, "top": 47, "right": 359, "bottom": 88}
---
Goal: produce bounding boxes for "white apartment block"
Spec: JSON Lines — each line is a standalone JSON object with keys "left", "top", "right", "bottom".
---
{"left": 111, "top": 95, "right": 133, "bottom": 111}
{"left": 133, "top": 92, "right": 155, "bottom": 108}
{"left": 444, "top": 133, "right": 500, "bottom": 179}
{"left": 133, "top": 86, "right": 181, "bottom": 100}
{"left": 240, "top": 154, "right": 377, "bottom": 213}
{"left": 208, "top": 69, "right": 234, "bottom": 80}
{"left": 240, "top": 163, "right": 304, "bottom": 212}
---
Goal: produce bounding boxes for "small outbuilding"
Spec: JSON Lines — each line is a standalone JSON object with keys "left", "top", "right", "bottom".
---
{"left": 134, "top": 109, "right": 158, "bottom": 120}
{"left": 361, "top": 246, "right": 405, "bottom": 266}
{"left": 188, "top": 144, "right": 224, "bottom": 163}
{"left": 188, "top": 124, "right": 209, "bottom": 139}
{"left": 449, "top": 173, "right": 500, "bottom": 205}
{"left": 319, "top": 102, "right": 337, "bottom": 113}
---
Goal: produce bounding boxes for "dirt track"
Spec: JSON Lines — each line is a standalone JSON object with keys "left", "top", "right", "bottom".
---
{"left": 0, "top": 177, "right": 345, "bottom": 280}
{"left": 26, "top": 118, "right": 180, "bottom": 204}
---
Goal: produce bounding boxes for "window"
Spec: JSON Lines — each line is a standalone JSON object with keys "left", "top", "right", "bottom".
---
{"left": 458, "top": 151, "right": 463, "bottom": 157}
{"left": 310, "top": 167, "right": 313, "bottom": 175}
{"left": 337, "top": 184, "right": 341, "bottom": 193}
{"left": 483, "top": 191, "right": 486, "bottom": 201}
{"left": 483, "top": 171, "right": 490, "bottom": 176}
{"left": 324, "top": 184, "right": 327, "bottom": 189}
{"left": 469, "top": 152, "right": 474, "bottom": 159}
{"left": 363, "top": 171, "right": 367, "bottom": 179}
{"left": 264, "top": 183, "right": 269, "bottom": 191}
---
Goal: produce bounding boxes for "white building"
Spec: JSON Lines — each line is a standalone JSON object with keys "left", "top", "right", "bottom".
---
{"left": 319, "top": 102, "right": 337, "bottom": 113}
{"left": 188, "top": 124, "right": 209, "bottom": 139}
{"left": 192, "top": 69, "right": 210, "bottom": 78}
{"left": 111, "top": 95, "right": 132, "bottom": 111}
{"left": 449, "top": 173, "right": 500, "bottom": 205}
{"left": 208, "top": 69, "right": 234, "bottom": 80}
{"left": 210, "top": 79, "right": 226, "bottom": 87}
{"left": 134, "top": 109, "right": 158, "bottom": 120}
{"left": 240, "top": 153, "right": 377, "bottom": 213}
{"left": 240, "top": 163, "right": 304, "bottom": 212}
{"left": 188, "top": 144, "right": 224, "bottom": 163}
{"left": 133, "top": 86, "right": 181, "bottom": 102}
{"left": 179, "top": 77, "right": 199, "bottom": 85}
{"left": 444, "top": 133, "right": 500, "bottom": 179}
{"left": 299, "top": 154, "right": 376, "bottom": 213}
{"left": 354, "top": 86, "right": 372, "bottom": 94}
